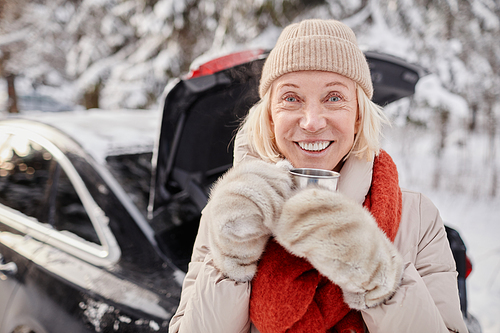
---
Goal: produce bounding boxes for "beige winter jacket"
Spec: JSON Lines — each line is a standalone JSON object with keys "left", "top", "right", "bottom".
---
{"left": 169, "top": 143, "right": 468, "bottom": 333}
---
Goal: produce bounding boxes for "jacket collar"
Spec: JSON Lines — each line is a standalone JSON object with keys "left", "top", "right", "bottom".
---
{"left": 338, "top": 154, "right": 374, "bottom": 205}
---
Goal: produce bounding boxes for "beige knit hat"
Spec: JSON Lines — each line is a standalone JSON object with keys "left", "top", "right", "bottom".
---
{"left": 259, "top": 19, "right": 373, "bottom": 99}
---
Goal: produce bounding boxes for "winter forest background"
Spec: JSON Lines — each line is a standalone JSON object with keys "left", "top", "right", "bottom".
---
{"left": 0, "top": 0, "right": 499, "bottom": 331}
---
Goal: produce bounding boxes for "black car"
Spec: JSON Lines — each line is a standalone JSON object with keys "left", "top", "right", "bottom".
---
{"left": 0, "top": 50, "right": 480, "bottom": 333}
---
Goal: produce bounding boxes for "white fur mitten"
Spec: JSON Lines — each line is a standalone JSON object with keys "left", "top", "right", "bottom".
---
{"left": 207, "top": 159, "right": 293, "bottom": 282}
{"left": 272, "top": 187, "right": 403, "bottom": 310}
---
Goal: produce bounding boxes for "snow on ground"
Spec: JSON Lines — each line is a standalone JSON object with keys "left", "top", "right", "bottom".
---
{"left": 429, "top": 190, "right": 500, "bottom": 333}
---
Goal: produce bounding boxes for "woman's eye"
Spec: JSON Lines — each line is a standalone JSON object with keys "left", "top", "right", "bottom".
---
{"left": 328, "top": 95, "right": 341, "bottom": 102}
{"left": 284, "top": 96, "right": 297, "bottom": 102}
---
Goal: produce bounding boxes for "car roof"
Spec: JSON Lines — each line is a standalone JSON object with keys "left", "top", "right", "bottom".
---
{"left": 0, "top": 109, "right": 160, "bottom": 164}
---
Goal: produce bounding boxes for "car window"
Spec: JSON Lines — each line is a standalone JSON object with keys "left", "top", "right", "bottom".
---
{"left": 0, "top": 134, "right": 48, "bottom": 218}
{"left": 106, "top": 152, "right": 152, "bottom": 217}
{"left": 0, "top": 133, "right": 100, "bottom": 244}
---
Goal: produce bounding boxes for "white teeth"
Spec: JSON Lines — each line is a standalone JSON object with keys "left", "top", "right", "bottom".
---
{"left": 298, "top": 141, "right": 331, "bottom": 151}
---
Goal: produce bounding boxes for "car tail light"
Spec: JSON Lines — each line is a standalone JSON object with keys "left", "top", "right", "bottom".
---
{"left": 465, "top": 255, "right": 473, "bottom": 278}
{"left": 186, "top": 49, "right": 266, "bottom": 79}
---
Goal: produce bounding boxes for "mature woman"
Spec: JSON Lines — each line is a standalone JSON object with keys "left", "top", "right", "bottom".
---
{"left": 169, "top": 19, "right": 468, "bottom": 333}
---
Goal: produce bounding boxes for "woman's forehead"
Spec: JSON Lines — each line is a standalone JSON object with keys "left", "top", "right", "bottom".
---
{"left": 272, "top": 71, "right": 356, "bottom": 93}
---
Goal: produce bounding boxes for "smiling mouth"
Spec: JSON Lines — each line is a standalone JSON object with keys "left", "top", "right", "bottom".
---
{"left": 297, "top": 141, "right": 332, "bottom": 152}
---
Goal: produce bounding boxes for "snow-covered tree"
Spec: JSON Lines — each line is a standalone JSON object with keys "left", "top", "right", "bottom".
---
{"left": 0, "top": 0, "right": 77, "bottom": 111}
{"left": 62, "top": 0, "right": 319, "bottom": 109}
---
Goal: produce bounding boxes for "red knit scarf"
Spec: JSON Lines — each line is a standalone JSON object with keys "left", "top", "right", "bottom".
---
{"left": 250, "top": 150, "right": 402, "bottom": 333}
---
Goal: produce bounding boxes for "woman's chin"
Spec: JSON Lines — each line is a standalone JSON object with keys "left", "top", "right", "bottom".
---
{"left": 285, "top": 145, "right": 347, "bottom": 171}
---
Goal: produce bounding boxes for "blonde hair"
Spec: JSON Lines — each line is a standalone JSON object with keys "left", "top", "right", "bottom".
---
{"left": 238, "top": 84, "right": 389, "bottom": 164}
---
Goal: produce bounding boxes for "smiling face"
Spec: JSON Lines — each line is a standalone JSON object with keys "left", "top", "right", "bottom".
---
{"left": 270, "top": 71, "right": 359, "bottom": 172}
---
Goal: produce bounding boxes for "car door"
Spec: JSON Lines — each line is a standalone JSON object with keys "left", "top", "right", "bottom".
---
{"left": 0, "top": 128, "right": 119, "bottom": 333}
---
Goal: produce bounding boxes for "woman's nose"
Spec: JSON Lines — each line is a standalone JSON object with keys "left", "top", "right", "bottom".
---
{"left": 299, "top": 104, "right": 326, "bottom": 133}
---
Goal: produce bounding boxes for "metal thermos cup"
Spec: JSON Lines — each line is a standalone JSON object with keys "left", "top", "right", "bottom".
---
{"left": 289, "top": 168, "right": 340, "bottom": 192}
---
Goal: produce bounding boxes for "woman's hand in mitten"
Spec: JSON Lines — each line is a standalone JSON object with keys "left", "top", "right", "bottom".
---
{"left": 273, "top": 187, "right": 403, "bottom": 309}
{"left": 207, "top": 159, "right": 293, "bottom": 282}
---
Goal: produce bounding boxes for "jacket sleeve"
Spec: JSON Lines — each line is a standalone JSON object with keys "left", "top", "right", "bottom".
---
{"left": 168, "top": 210, "right": 252, "bottom": 333}
{"left": 361, "top": 192, "right": 468, "bottom": 333}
